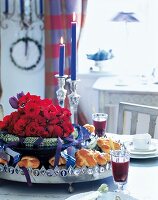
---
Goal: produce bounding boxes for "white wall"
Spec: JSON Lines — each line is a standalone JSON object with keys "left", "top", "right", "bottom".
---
{"left": 0, "top": 0, "right": 45, "bottom": 115}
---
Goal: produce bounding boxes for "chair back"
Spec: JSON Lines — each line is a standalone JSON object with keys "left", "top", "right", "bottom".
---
{"left": 117, "top": 102, "right": 158, "bottom": 138}
{"left": 0, "top": 104, "right": 4, "bottom": 121}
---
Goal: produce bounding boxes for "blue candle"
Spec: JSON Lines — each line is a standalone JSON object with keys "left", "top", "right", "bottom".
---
{"left": 5, "top": 0, "right": 9, "bottom": 14}
{"left": 59, "top": 37, "right": 65, "bottom": 76}
{"left": 71, "top": 12, "right": 77, "bottom": 80}
{"left": 39, "top": 0, "right": 43, "bottom": 17}
{"left": 20, "top": 0, "right": 24, "bottom": 15}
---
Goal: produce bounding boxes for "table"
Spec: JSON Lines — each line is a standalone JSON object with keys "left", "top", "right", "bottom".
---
{"left": 0, "top": 135, "right": 158, "bottom": 200}
{"left": 92, "top": 77, "right": 158, "bottom": 134}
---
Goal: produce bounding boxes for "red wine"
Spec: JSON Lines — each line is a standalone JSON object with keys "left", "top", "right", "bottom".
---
{"left": 112, "top": 161, "right": 129, "bottom": 182}
{"left": 93, "top": 120, "right": 106, "bottom": 137}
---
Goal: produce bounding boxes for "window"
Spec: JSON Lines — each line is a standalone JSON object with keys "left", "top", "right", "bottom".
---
{"left": 78, "top": 0, "right": 158, "bottom": 77}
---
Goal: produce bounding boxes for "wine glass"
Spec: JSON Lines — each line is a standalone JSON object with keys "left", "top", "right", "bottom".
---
{"left": 111, "top": 150, "right": 130, "bottom": 194}
{"left": 92, "top": 113, "right": 108, "bottom": 137}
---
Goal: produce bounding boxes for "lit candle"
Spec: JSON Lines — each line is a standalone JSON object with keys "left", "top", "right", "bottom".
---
{"left": 59, "top": 37, "right": 65, "bottom": 76}
{"left": 39, "top": 0, "right": 43, "bottom": 17}
{"left": 20, "top": 0, "right": 24, "bottom": 15}
{"left": 5, "top": 0, "right": 9, "bottom": 14}
{"left": 71, "top": 12, "right": 77, "bottom": 80}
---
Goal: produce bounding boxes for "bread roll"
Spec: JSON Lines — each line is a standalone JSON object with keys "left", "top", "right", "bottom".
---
{"left": 97, "top": 137, "right": 121, "bottom": 153}
{"left": 94, "top": 150, "right": 110, "bottom": 165}
{"left": 75, "top": 149, "right": 97, "bottom": 167}
{"left": 97, "top": 137, "right": 111, "bottom": 153}
{"left": 83, "top": 124, "right": 95, "bottom": 133}
{"left": 49, "top": 156, "right": 66, "bottom": 167}
{"left": 0, "top": 158, "right": 8, "bottom": 165}
{"left": 17, "top": 156, "right": 40, "bottom": 169}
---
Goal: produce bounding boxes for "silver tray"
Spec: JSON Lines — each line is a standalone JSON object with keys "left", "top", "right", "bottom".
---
{"left": 0, "top": 164, "right": 111, "bottom": 184}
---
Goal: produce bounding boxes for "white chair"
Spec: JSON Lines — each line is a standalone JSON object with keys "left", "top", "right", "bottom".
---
{"left": 0, "top": 104, "right": 4, "bottom": 120}
{"left": 117, "top": 102, "right": 158, "bottom": 138}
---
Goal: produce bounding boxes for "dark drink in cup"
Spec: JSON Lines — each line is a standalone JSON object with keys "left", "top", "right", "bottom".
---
{"left": 93, "top": 120, "right": 107, "bottom": 137}
{"left": 111, "top": 150, "right": 130, "bottom": 193}
{"left": 112, "top": 160, "right": 129, "bottom": 183}
{"left": 92, "top": 113, "right": 108, "bottom": 137}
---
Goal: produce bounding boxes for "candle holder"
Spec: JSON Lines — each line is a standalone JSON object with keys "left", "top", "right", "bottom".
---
{"left": 0, "top": 0, "right": 16, "bottom": 29}
{"left": 55, "top": 75, "right": 68, "bottom": 108}
{"left": 68, "top": 79, "right": 80, "bottom": 124}
{"left": 1, "top": 0, "right": 44, "bottom": 30}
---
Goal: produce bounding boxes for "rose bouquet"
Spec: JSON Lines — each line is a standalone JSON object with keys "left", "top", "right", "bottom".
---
{"left": 0, "top": 92, "right": 74, "bottom": 139}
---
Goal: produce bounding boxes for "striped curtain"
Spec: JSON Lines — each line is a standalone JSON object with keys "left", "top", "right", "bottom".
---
{"left": 44, "top": 0, "right": 88, "bottom": 125}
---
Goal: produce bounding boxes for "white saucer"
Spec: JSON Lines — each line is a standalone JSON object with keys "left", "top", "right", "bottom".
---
{"left": 130, "top": 152, "right": 158, "bottom": 159}
{"left": 97, "top": 192, "right": 138, "bottom": 200}
{"left": 125, "top": 141, "right": 158, "bottom": 158}
{"left": 129, "top": 144, "right": 157, "bottom": 155}
{"left": 65, "top": 191, "right": 138, "bottom": 200}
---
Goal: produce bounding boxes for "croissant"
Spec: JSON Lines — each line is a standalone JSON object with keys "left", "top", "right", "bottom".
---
{"left": 94, "top": 150, "right": 110, "bottom": 165}
{"left": 97, "top": 137, "right": 111, "bottom": 153}
{"left": 75, "top": 149, "right": 97, "bottom": 167}
{"left": 113, "top": 141, "right": 121, "bottom": 150}
{"left": 49, "top": 156, "right": 66, "bottom": 167}
{"left": 0, "top": 158, "right": 8, "bottom": 165}
{"left": 97, "top": 137, "right": 121, "bottom": 153}
{"left": 83, "top": 124, "right": 95, "bottom": 133}
{"left": 17, "top": 156, "right": 40, "bottom": 169}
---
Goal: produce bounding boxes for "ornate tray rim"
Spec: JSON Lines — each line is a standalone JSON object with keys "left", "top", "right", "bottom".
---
{"left": 0, "top": 163, "right": 112, "bottom": 184}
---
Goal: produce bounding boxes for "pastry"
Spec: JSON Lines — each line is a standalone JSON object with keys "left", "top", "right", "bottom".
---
{"left": 94, "top": 150, "right": 110, "bottom": 165}
{"left": 17, "top": 156, "right": 40, "bottom": 169}
{"left": 75, "top": 149, "right": 97, "bottom": 167}
{"left": 83, "top": 124, "right": 95, "bottom": 133}
{"left": 97, "top": 137, "right": 121, "bottom": 153}
{"left": 97, "top": 137, "right": 111, "bottom": 153}
{"left": 49, "top": 156, "right": 66, "bottom": 167}
{"left": 0, "top": 158, "right": 8, "bottom": 165}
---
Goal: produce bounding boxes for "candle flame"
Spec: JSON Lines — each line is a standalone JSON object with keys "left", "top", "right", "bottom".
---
{"left": 60, "top": 37, "right": 64, "bottom": 44}
{"left": 73, "top": 12, "right": 76, "bottom": 21}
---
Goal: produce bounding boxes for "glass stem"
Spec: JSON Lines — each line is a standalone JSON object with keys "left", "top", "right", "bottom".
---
{"left": 117, "top": 184, "right": 124, "bottom": 191}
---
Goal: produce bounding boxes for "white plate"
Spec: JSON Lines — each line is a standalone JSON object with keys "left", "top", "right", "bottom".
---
{"left": 124, "top": 141, "right": 158, "bottom": 159}
{"left": 65, "top": 191, "right": 99, "bottom": 200}
{"left": 97, "top": 192, "right": 138, "bottom": 200}
{"left": 129, "top": 145, "right": 157, "bottom": 155}
{"left": 130, "top": 152, "right": 158, "bottom": 159}
{"left": 125, "top": 142, "right": 158, "bottom": 155}
{"left": 65, "top": 191, "right": 138, "bottom": 200}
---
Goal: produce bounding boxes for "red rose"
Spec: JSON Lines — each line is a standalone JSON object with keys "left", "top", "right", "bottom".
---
{"left": 43, "top": 105, "right": 57, "bottom": 120}
{"left": 36, "top": 126, "right": 49, "bottom": 137}
{"left": 52, "top": 125, "right": 63, "bottom": 138}
{"left": 35, "top": 115, "right": 47, "bottom": 126}
{"left": 0, "top": 115, "right": 11, "bottom": 130}
{"left": 40, "top": 98, "right": 53, "bottom": 108}
{"left": 25, "top": 121, "right": 39, "bottom": 137}
{"left": 13, "top": 118, "right": 28, "bottom": 136}
{"left": 24, "top": 102, "right": 41, "bottom": 117}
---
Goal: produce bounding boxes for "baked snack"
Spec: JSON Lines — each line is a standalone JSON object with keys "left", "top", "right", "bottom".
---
{"left": 113, "top": 141, "right": 121, "bottom": 150}
{"left": 94, "top": 150, "right": 110, "bottom": 165}
{"left": 17, "top": 156, "right": 40, "bottom": 169}
{"left": 49, "top": 156, "right": 66, "bottom": 167}
{"left": 83, "top": 124, "right": 95, "bottom": 133}
{"left": 97, "top": 137, "right": 121, "bottom": 153}
{"left": 97, "top": 137, "right": 111, "bottom": 153}
{"left": 0, "top": 158, "right": 8, "bottom": 165}
{"left": 75, "top": 149, "right": 97, "bottom": 167}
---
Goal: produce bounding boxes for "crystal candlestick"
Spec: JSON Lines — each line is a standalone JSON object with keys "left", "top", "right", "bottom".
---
{"left": 68, "top": 80, "right": 80, "bottom": 124}
{"left": 55, "top": 75, "right": 68, "bottom": 108}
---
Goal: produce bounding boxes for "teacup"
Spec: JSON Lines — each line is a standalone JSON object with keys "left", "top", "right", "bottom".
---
{"left": 133, "top": 133, "right": 151, "bottom": 150}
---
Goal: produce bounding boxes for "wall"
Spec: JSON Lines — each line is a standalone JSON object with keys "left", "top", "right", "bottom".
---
{"left": 0, "top": 0, "right": 45, "bottom": 115}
